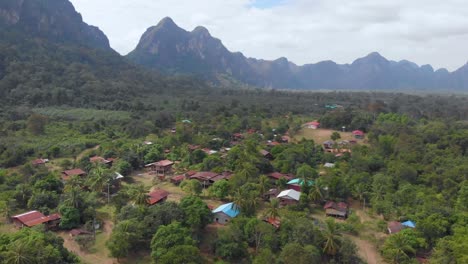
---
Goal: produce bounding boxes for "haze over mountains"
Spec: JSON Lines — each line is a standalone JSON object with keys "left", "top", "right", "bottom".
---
{"left": 1, "top": 0, "right": 467, "bottom": 92}
{"left": 127, "top": 17, "right": 468, "bottom": 91}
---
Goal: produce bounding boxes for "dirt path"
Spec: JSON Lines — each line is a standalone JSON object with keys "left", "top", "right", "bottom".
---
{"left": 59, "top": 220, "right": 116, "bottom": 264}
{"left": 347, "top": 235, "right": 385, "bottom": 264}
{"left": 76, "top": 145, "right": 101, "bottom": 161}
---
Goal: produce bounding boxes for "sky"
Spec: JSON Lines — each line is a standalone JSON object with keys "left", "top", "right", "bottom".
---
{"left": 70, "top": 0, "right": 468, "bottom": 71}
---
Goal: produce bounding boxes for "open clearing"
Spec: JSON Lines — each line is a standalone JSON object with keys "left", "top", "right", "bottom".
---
{"left": 294, "top": 128, "right": 366, "bottom": 144}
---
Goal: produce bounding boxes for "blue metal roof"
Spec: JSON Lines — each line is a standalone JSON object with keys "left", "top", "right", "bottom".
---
{"left": 402, "top": 220, "right": 416, "bottom": 228}
{"left": 287, "top": 178, "right": 314, "bottom": 186}
{"left": 212, "top": 202, "right": 240, "bottom": 218}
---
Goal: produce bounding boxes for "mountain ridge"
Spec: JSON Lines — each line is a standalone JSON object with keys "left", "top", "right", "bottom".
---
{"left": 0, "top": 0, "right": 112, "bottom": 51}
{"left": 127, "top": 17, "right": 467, "bottom": 91}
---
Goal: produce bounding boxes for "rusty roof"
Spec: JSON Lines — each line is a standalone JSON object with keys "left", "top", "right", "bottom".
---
{"left": 147, "top": 189, "right": 169, "bottom": 205}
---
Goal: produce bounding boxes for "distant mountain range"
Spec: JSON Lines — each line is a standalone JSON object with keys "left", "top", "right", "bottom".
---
{"left": 127, "top": 17, "right": 468, "bottom": 91}
{"left": 1, "top": 1, "right": 467, "bottom": 92}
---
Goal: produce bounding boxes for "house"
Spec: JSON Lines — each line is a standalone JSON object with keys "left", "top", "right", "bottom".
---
{"left": 324, "top": 163, "right": 335, "bottom": 168}
{"left": 232, "top": 133, "right": 244, "bottom": 140}
{"left": 143, "top": 141, "right": 153, "bottom": 145}
{"left": 263, "top": 217, "right": 281, "bottom": 229}
{"left": 267, "top": 172, "right": 294, "bottom": 182}
{"left": 387, "top": 221, "right": 405, "bottom": 234}
{"left": 145, "top": 160, "right": 174, "bottom": 179}
{"left": 263, "top": 188, "right": 280, "bottom": 200}
{"left": 69, "top": 229, "right": 93, "bottom": 237}
{"left": 352, "top": 130, "right": 365, "bottom": 139}
{"left": 304, "top": 121, "right": 320, "bottom": 129}
{"left": 188, "top": 145, "right": 201, "bottom": 151}
{"left": 281, "top": 136, "right": 290, "bottom": 143}
{"left": 202, "top": 148, "right": 218, "bottom": 155}
{"left": 89, "top": 156, "right": 113, "bottom": 166}
{"left": 11, "top": 211, "right": 61, "bottom": 229}
{"left": 212, "top": 202, "right": 240, "bottom": 224}
{"left": 287, "top": 178, "right": 314, "bottom": 192}
{"left": 171, "top": 174, "right": 186, "bottom": 185}
{"left": 277, "top": 189, "right": 301, "bottom": 206}
{"left": 266, "top": 141, "right": 281, "bottom": 147}
{"left": 32, "top": 158, "right": 49, "bottom": 166}
{"left": 324, "top": 201, "right": 349, "bottom": 219}
{"left": 323, "top": 140, "right": 335, "bottom": 149}
{"left": 61, "top": 169, "right": 86, "bottom": 181}
{"left": 402, "top": 220, "right": 416, "bottom": 228}
{"left": 147, "top": 189, "right": 169, "bottom": 206}
{"left": 210, "top": 172, "right": 233, "bottom": 184}
{"left": 260, "top": 149, "right": 273, "bottom": 160}
{"left": 190, "top": 171, "right": 220, "bottom": 187}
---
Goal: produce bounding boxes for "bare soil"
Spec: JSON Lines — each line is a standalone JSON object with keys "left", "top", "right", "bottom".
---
{"left": 294, "top": 128, "right": 366, "bottom": 144}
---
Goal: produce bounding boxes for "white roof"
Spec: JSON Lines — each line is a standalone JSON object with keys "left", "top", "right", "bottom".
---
{"left": 277, "top": 189, "right": 301, "bottom": 201}
{"left": 324, "top": 163, "right": 335, "bottom": 168}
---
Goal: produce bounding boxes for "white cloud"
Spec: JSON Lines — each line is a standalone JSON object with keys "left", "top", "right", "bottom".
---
{"left": 70, "top": 0, "right": 468, "bottom": 71}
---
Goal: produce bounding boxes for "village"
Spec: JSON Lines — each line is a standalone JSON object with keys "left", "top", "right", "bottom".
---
{"left": 2, "top": 117, "right": 421, "bottom": 264}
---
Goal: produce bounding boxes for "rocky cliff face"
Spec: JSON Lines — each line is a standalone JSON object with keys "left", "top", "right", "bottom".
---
{"left": 127, "top": 17, "right": 468, "bottom": 91}
{"left": 0, "top": 0, "right": 111, "bottom": 50}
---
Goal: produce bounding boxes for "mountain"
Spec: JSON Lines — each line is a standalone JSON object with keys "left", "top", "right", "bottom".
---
{"left": 0, "top": 0, "right": 111, "bottom": 50}
{"left": 127, "top": 17, "right": 468, "bottom": 91}
{"left": 0, "top": 1, "right": 206, "bottom": 109}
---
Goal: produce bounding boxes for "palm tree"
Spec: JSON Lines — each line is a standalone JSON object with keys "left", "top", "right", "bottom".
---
{"left": 322, "top": 219, "right": 342, "bottom": 256}
{"left": 258, "top": 175, "right": 270, "bottom": 197}
{"left": 308, "top": 182, "right": 323, "bottom": 204}
{"left": 87, "top": 164, "right": 112, "bottom": 193}
{"left": 383, "top": 232, "right": 417, "bottom": 264}
{"left": 352, "top": 184, "right": 368, "bottom": 211}
{"left": 126, "top": 184, "right": 149, "bottom": 206}
{"left": 3, "top": 240, "right": 34, "bottom": 264}
{"left": 265, "top": 199, "right": 280, "bottom": 220}
{"left": 63, "top": 186, "right": 82, "bottom": 209}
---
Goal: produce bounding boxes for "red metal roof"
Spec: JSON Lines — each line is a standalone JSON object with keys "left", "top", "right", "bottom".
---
{"left": 12, "top": 211, "right": 61, "bottom": 227}
{"left": 147, "top": 189, "right": 169, "bottom": 205}
{"left": 190, "top": 171, "right": 219, "bottom": 180}
{"left": 32, "top": 159, "right": 46, "bottom": 165}
{"left": 352, "top": 130, "right": 365, "bottom": 135}
{"left": 260, "top": 149, "right": 271, "bottom": 156}
{"left": 171, "top": 175, "right": 186, "bottom": 182}
{"left": 305, "top": 121, "right": 320, "bottom": 126}
{"left": 388, "top": 221, "right": 404, "bottom": 234}
{"left": 268, "top": 172, "right": 294, "bottom": 180}
{"left": 155, "top": 160, "right": 174, "bottom": 167}
{"left": 62, "top": 169, "right": 86, "bottom": 176}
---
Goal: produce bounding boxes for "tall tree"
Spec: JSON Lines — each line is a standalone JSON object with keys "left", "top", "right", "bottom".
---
{"left": 322, "top": 219, "right": 342, "bottom": 256}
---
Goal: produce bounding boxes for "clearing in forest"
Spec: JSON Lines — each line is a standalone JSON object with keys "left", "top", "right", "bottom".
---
{"left": 294, "top": 128, "right": 364, "bottom": 144}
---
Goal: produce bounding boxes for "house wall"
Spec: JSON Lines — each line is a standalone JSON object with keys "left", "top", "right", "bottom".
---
{"left": 12, "top": 219, "right": 24, "bottom": 228}
{"left": 213, "top": 212, "right": 231, "bottom": 224}
{"left": 279, "top": 198, "right": 298, "bottom": 206}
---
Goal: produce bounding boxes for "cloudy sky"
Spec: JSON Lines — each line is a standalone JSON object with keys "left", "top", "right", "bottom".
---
{"left": 70, "top": 0, "right": 468, "bottom": 71}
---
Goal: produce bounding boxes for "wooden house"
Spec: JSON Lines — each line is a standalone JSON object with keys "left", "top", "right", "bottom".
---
{"left": 11, "top": 211, "right": 61, "bottom": 229}
{"left": 61, "top": 169, "right": 86, "bottom": 181}
{"left": 304, "top": 121, "right": 320, "bottom": 129}
{"left": 352, "top": 130, "right": 365, "bottom": 139}
{"left": 145, "top": 159, "right": 174, "bottom": 179}
{"left": 89, "top": 156, "right": 113, "bottom": 166}
{"left": 260, "top": 149, "right": 273, "bottom": 160}
{"left": 277, "top": 189, "right": 301, "bottom": 206}
{"left": 324, "top": 201, "right": 348, "bottom": 219}
{"left": 147, "top": 189, "right": 169, "bottom": 206}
